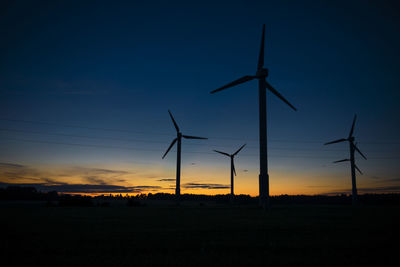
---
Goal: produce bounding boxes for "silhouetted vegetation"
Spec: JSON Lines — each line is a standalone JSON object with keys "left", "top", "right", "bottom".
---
{"left": 0, "top": 186, "right": 58, "bottom": 201}
{"left": 1, "top": 185, "right": 400, "bottom": 206}
{"left": 271, "top": 193, "right": 400, "bottom": 205}
{"left": 126, "top": 198, "right": 145, "bottom": 207}
{"left": 58, "top": 195, "right": 93, "bottom": 207}
{"left": 1, "top": 185, "right": 399, "bottom": 265}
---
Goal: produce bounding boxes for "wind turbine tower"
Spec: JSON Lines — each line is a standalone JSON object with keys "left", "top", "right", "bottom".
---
{"left": 324, "top": 115, "right": 367, "bottom": 205}
{"left": 214, "top": 144, "right": 246, "bottom": 201}
{"left": 162, "top": 110, "right": 207, "bottom": 201}
{"left": 210, "top": 25, "right": 297, "bottom": 210}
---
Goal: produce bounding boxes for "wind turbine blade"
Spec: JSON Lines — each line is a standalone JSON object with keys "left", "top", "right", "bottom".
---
{"left": 355, "top": 164, "right": 363, "bottom": 175}
{"left": 324, "top": 138, "right": 347, "bottom": 145}
{"left": 210, "top": 75, "right": 255, "bottom": 94}
{"left": 353, "top": 144, "right": 367, "bottom": 160}
{"left": 213, "top": 150, "right": 230, "bottom": 157}
{"left": 162, "top": 138, "right": 177, "bottom": 159}
{"left": 348, "top": 114, "right": 357, "bottom": 138}
{"left": 257, "top": 24, "right": 265, "bottom": 70}
{"left": 182, "top": 135, "right": 208, "bottom": 140}
{"left": 168, "top": 110, "right": 179, "bottom": 132}
{"left": 232, "top": 160, "right": 236, "bottom": 176}
{"left": 333, "top": 159, "right": 350, "bottom": 163}
{"left": 264, "top": 80, "right": 297, "bottom": 111}
{"left": 233, "top": 144, "right": 246, "bottom": 156}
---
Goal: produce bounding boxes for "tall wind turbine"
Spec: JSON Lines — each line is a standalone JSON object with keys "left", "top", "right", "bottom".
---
{"left": 324, "top": 115, "right": 367, "bottom": 205}
{"left": 162, "top": 110, "right": 207, "bottom": 201}
{"left": 214, "top": 144, "right": 246, "bottom": 201}
{"left": 210, "top": 25, "right": 297, "bottom": 210}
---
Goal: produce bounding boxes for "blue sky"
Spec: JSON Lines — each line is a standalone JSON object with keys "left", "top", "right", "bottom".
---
{"left": 0, "top": 0, "right": 399, "bottom": 195}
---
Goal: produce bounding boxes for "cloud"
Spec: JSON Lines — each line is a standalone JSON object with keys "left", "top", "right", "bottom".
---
{"left": 77, "top": 167, "right": 131, "bottom": 185}
{"left": 307, "top": 185, "right": 334, "bottom": 188}
{"left": 84, "top": 176, "right": 108, "bottom": 185}
{"left": 41, "top": 178, "right": 67, "bottom": 185}
{"left": 0, "top": 162, "right": 45, "bottom": 181}
{"left": 131, "top": 186, "right": 162, "bottom": 191}
{"left": 0, "top": 162, "right": 25, "bottom": 168}
{"left": 0, "top": 183, "right": 162, "bottom": 194}
{"left": 325, "top": 185, "right": 400, "bottom": 195}
{"left": 359, "top": 186, "right": 400, "bottom": 193}
{"left": 70, "top": 167, "right": 130, "bottom": 178}
{"left": 0, "top": 163, "right": 132, "bottom": 186}
{"left": 142, "top": 174, "right": 169, "bottom": 179}
{"left": 369, "top": 175, "right": 381, "bottom": 180}
{"left": 366, "top": 176, "right": 400, "bottom": 182}
{"left": 165, "top": 186, "right": 176, "bottom": 190}
{"left": 83, "top": 168, "right": 129, "bottom": 175}
{"left": 383, "top": 178, "right": 400, "bottom": 182}
{"left": 158, "top": 178, "right": 175, "bottom": 182}
{"left": 183, "top": 183, "right": 230, "bottom": 189}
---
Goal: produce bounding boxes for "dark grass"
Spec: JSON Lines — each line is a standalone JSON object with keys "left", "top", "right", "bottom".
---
{"left": 1, "top": 203, "right": 399, "bottom": 266}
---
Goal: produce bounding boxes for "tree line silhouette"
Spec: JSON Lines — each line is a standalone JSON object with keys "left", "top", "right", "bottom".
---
{"left": 1, "top": 185, "right": 400, "bottom": 206}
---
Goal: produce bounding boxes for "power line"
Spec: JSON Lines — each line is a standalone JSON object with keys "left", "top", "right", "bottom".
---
{"left": 0, "top": 118, "right": 172, "bottom": 136}
{"left": 2, "top": 137, "right": 399, "bottom": 160}
{"left": 0, "top": 128, "right": 167, "bottom": 144}
{"left": 0, "top": 128, "right": 350, "bottom": 152}
{"left": 1, "top": 128, "right": 398, "bottom": 154}
{"left": 2, "top": 118, "right": 399, "bottom": 145}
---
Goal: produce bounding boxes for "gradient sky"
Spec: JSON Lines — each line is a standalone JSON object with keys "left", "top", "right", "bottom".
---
{"left": 1, "top": 0, "right": 399, "bottom": 196}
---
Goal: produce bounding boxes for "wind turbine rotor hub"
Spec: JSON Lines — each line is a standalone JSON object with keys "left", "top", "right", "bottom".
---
{"left": 256, "top": 68, "right": 269, "bottom": 78}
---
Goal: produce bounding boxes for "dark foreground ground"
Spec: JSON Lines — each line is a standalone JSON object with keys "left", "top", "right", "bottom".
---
{"left": 1, "top": 203, "right": 399, "bottom": 266}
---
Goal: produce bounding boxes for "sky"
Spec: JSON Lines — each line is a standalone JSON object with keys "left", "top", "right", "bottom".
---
{"left": 1, "top": 0, "right": 399, "bottom": 196}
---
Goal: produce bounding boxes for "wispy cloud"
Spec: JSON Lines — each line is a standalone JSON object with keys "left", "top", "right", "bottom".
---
{"left": 325, "top": 185, "right": 400, "bottom": 195}
{"left": 183, "top": 183, "right": 230, "bottom": 189}
{"left": 41, "top": 178, "right": 67, "bottom": 185}
{"left": 0, "top": 162, "right": 46, "bottom": 181}
{"left": 0, "top": 183, "right": 162, "bottom": 194}
{"left": 0, "top": 162, "right": 25, "bottom": 168}
{"left": 383, "top": 178, "right": 400, "bottom": 183}
{"left": 0, "top": 163, "right": 133, "bottom": 188}
{"left": 84, "top": 176, "right": 108, "bottom": 185}
{"left": 307, "top": 185, "right": 335, "bottom": 188}
{"left": 366, "top": 176, "right": 400, "bottom": 182}
{"left": 369, "top": 175, "right": 381, "bottom": 180}
{"left": 360, "top": 186, "right": 400, "bottom": 193}
{"left": 158, "top": 178, "right": 175, "bottom": 182}
{"left": 76, "top": 167, "right": 131, "bottom": 185}
{"left": 82, "top": 168, "right": 129, "bottom": 175}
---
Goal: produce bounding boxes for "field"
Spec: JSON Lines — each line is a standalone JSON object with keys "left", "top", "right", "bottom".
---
{"left": 2, "top": 202, "right": 399, "bottom": 266}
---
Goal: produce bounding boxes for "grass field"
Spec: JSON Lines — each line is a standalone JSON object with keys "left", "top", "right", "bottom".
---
{"left": 2, "top": 203, "right": 399, "bottom": 266}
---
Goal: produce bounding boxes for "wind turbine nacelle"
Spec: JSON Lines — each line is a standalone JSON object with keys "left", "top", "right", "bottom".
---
{"left": 256, "top": 68, "right": 269, "bottom": 78}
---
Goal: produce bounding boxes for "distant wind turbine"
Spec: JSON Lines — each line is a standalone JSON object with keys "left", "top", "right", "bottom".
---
{"left": 210, "top": 24, "right": 297, "bottom": 210}
{"left": 214, "top": 144, "right": 246, "bottom": 201}
{"left": 324, "top": 115, "right": 367, "bottom": 205}
{"left": 162, "top": 110, "right": 207, "bottom": 201}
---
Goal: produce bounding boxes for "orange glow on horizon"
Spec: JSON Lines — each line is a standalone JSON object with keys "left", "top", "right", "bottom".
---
{"left": 1, "top": 162, "right": 399, "bottom": 196}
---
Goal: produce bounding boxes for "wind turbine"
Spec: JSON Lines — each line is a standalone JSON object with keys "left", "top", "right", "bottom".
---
{"left": 210, "top": 24, "right": 297, "bottom": 210}
{"left": 324, "top": 115, "right": 367, "bottom": 205}
{"left": 214, "top": 144, "right": 246, "bottom": 201}
{"left": 162, "top": 110, "right": 207, "bottom": 201}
